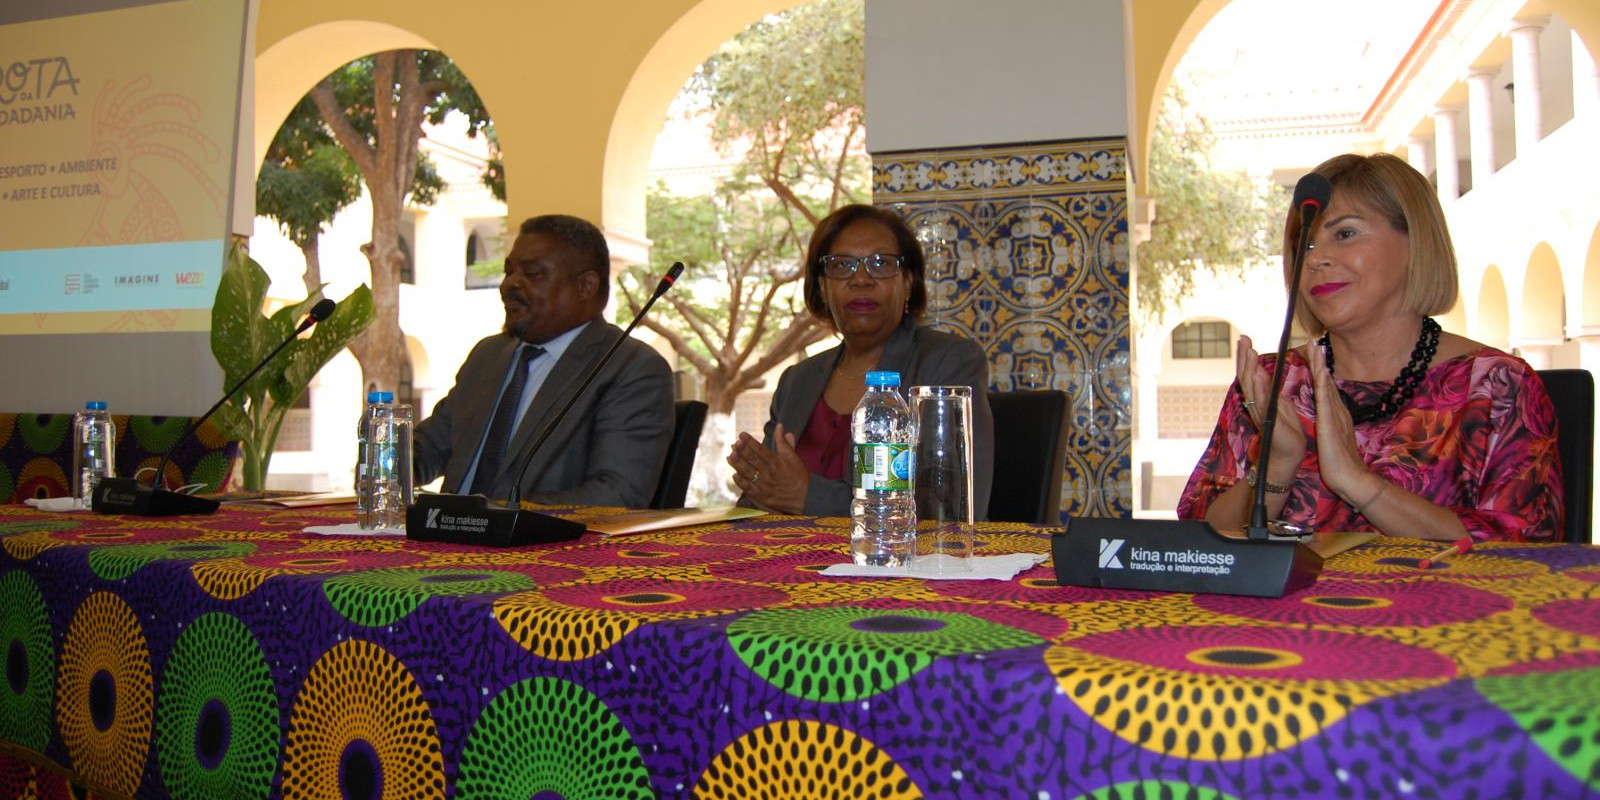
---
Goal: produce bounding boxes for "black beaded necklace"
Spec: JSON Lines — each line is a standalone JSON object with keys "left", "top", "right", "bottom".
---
{"left": 1318, "top": 317, "right": 1441, "bottom": 424}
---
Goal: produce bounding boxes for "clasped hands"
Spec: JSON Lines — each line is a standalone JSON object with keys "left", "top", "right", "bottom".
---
{"left": 1236, "top": 335, "right": 1388, "bottom": 508}
{"left": 727, "top": 423, "right": 809, "bottom": 515}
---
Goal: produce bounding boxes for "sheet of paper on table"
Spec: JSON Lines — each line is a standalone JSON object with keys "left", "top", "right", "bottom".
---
{"left": 585, "top": 506, "right": 766, "bottom": 535}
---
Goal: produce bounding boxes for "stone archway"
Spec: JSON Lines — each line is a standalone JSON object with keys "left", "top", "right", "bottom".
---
{"left": 1522, "top": 242, "right": 1565, "bottom": 343}
{"left": 1477, "top": 264, "right": 1511, "bottom": 349}
{"left": 1583, "top": 221, "right": 1600, "bottom": 330}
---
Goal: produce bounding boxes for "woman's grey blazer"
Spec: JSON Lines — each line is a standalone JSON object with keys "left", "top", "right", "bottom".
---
{"left": 759, "top": 317, "right": 994, "bottom": 517}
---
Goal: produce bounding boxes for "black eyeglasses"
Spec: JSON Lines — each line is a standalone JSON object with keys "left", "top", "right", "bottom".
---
{"left": 819, "top": 253, "right": 905, "bottom": 279}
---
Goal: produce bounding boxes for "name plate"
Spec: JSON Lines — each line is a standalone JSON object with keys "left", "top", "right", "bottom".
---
{"left": 1053, "top": 517, "right": 1322, "bottom": 598}
{"left": 405, "top": 493, "right": 584, "bottom": 547}
{"left": 91, "top": 477, "right": 219, "bottom": 516}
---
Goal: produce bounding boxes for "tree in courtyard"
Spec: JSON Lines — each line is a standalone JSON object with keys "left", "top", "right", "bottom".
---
{"left": 617, "top": 0, "right": 869, "bottom": 502}
{"left": 306, "top": 51, "right": 491, "bottom": 393}
{"left": 1138, "top": 80, "right": 1284, "bottom": 320}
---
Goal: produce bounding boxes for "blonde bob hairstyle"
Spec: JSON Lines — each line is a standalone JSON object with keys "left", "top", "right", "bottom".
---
{"left": 1283, "top": 153, "right": 1458, "bottom": 334}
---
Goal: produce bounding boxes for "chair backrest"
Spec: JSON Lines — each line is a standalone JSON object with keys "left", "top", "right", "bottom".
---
{"left": 1537, "top": 369, "right": 1593, "bottom": 544}
{"left": 650, "top": 400, "right": 708, "bottom": 509}
{"left": 985, "top": 390, "right": 1070, "bottom": 525}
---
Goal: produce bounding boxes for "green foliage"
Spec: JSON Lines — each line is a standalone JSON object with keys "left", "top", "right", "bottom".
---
{"left": 210, "top": 242, "right": 375, "bottom": 489}
{"left": 625, "top": 0, "right": 867, "bottom": 412}
{"left": 1140, "top": 80, "right": 1286, "bottom": 319}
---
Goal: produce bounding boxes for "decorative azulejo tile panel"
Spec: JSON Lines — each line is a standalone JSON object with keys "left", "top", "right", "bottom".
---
{"left": 874, "top": 139, "right": 1131, "bottom": 519}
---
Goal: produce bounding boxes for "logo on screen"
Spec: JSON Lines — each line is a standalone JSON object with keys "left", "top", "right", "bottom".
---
{"left": 175, "top": 271, "right": 206, "bottom": 286}
{"left": 1098, "top": 538, "right": 1126, "bottom": 569}
{"left": 64, "top": 274, "right": 81, "bottom": 294}
{"left": 0, "top": 56, "right": 80, "bottom": 126}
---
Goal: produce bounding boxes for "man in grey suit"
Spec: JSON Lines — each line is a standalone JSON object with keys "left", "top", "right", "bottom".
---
{"left": 414, "top": 214, "right": 673, "bottom": 508}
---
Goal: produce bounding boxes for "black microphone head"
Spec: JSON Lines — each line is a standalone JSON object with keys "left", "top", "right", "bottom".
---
{"left": 1293, "top": 172, "right": 1333, "bottom": 214}
{"left": 309, "top": 298, "right": 337, "bottom": 322}
{"left": 667, "top": 261, "right": 685, "bottom": 281}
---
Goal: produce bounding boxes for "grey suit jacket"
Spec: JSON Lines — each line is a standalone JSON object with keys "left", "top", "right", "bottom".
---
{"left": 760, "top": 317, "right": 994, "bottom": 517}
{"left": 413, "top": 320, "right": 673, "bottom": 508}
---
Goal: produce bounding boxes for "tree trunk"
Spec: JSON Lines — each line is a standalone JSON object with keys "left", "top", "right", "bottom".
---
{"left": 299, "top": 235, "right": 322, "bottom": 296}
{"left": 688, "top": 411, "right": 738, "bottom": 506}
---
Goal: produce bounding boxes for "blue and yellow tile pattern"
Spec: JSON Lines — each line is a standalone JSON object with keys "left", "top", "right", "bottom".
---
{"left": 873, "top": 138, "right": 1131, "bottom": 518}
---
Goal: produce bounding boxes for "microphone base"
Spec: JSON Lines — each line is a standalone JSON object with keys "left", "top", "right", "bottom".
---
{"left": 90, "top": 477, "right": 221, "bottom": 516}
{"left": 405, "top": 493, "right": 585, "bottom": 547}
{"left": 1053, "top": 516, "right": 1322, "bottom": 598}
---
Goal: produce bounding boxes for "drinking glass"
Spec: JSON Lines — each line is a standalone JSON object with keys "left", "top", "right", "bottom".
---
{"left": 909, "top": 385, "right": 974, "bottom": 573}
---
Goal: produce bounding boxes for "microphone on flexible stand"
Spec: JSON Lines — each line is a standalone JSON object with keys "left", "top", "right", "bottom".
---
{"left": 1050, "top": 174, "right": 1333, "bottom": 597}
{"left": 93, "top": 298, "right": 338, "bottom": 516}
{"left": 406, "top": 262, "right": 686, "bottom": 547}
{"left": 1246, "top": 173, "right": 1332, "bottom": 540}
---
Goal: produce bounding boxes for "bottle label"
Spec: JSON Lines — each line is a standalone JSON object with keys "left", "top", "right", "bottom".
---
{"left": 854, "top": 443, "right": 911, "bottom": 491}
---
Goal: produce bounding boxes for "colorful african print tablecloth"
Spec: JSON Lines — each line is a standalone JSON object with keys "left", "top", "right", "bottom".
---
{"left": 0, "top": 504, "right": 1597, "bottom": 799}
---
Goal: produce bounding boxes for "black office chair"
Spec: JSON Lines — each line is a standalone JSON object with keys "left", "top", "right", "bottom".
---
{"left": 985, "top": 390, "right": 1070, "bottom": 525}
{"left": 650, "top": 400, "right": 708, "bottom": 509}
{"left": 1537, "top": 369, "right": 1593, "bottom": 544}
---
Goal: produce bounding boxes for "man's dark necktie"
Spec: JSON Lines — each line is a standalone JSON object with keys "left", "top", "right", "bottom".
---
{"left": 470, "top": 344, "right": 544, "bottom": 495}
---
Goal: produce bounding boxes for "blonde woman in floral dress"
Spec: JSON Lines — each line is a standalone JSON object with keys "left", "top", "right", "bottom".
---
{"left": 1178, "top": 153, "right": 1562, "bottom": 542}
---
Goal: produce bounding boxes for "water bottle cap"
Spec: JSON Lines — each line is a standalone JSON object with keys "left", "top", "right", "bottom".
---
{"left": 366, "top": 391, "right": 386, "bottom": 403}
{"left": 865, "top": 371, "right": 900, "bottom": 387}
{"left": 85, "top": 401, "right": 107, "bottom": 410}
{"left": 377, "top": 392, "right": 395, "bottom": 402}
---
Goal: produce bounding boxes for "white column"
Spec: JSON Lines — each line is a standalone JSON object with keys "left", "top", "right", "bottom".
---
{"left": 1575, "top": 29, "right": 1600, "bottom": 118}
{"left": 1466, "top": 69, "right": 1498, "bottom": 187}
{"left": 1508, "top": 18, "right": 1548, "bottom": 153}
{"left": 1406, "top": 135, "right": 1432, "bottom": 181}
{"left": 1432, "top": 107, "right": 1460, "bottom": 200}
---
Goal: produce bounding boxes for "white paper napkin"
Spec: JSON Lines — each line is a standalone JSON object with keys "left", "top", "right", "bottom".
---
{"left": 24, "top": 497, "right": 86, "bottom": 512}
{"left": 820, "top": 552, "right": 1047, "bottom": 581}
{"left": 303, "top": 523, "right": 405, "bottom": 537}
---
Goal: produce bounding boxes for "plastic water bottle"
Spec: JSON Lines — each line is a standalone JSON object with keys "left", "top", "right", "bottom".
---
{"left": 355, "top": 391, "right": 388, "bottom": 528}
{"left": 72, "top": 401, "right": 115, "bottom": 507}
{"left": 850, "top": 371, "right": 917, "bottom": 567}
{"left": 367, "top": 396, "right": 414, "bottom": 530}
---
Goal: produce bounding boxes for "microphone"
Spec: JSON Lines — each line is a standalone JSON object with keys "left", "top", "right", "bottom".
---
{"left": 1246, "top": 172, "right": 1332, "bottom": 540}
{"left": 1050, "top": 176, "right": 1331, "bottom": 598}
{"left": 92, "top": 298, "right": 337, "bottom": 516}
{"left": 406, "top": 262, "right": 686, "bottom": 547}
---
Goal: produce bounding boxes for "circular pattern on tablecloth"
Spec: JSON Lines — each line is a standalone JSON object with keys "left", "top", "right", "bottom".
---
{"left": 130, "top": 416, "right": 188, "bottom": 453}
{"left": 55, "top": 591, "right": 152, "bottom": 797}
{"left": 1194, "top": 580, "right": 1513, "bottom": 627}
{"left": 18, "top": 414, "right": 69, "bottom": 454}
{"left": 1069, "top": 783, "right": 1240, "bottom": 800}
{"left": 706, "top": 549, "right": 849, "bottom": 583}
{"left": 540, "top": 541, "right": 756, "bottom": 570}
{"left": 87, "top": 540, "right": 258, "bottom": 581}
{"left": 1565, "top": 566, "right": 1600, "bottom": 584}
{"left": 0, "top": 572, "right": 54, "bottom": 752}
{"left": 694, "top": 527, "right": 842, "bottom": 547}
{"left": 690, "top": 719, "right": 924, "bottom": 798}
{"left": 192, "top": 548, "right": 428, "bottom": 601}
{"left": 495, "top": 579, "right": 790, "bottom": 661}
{"left": 455, "top": 677, "right": 652, "bottom": 799}
{"left": 926, "top": 563, "right": 1109, "bottom": 604}
{"left": 155, "top": 612, "right": 278, "bottom": 800}
{"left": 280, "top": 639, "right": 445, "bottom": 799}
{"left": 1044, "top": 626, "right": 1457, "bottom": 760}
{"left": 0, "top": 461, "right": 13, "bottom": 505}
{"left": 726, "top": 606, "right": 1043, "bottom": 702}
{"left": 845, "top": 597, "right": 1073, "bottom": 641}
{"left": 1323, "top": 546, "right": 1548, "bottom": 580}
{"left": 16, "top": 457, "right": 68, "bottom": 501}
{"left": 323, "top": 567, "right": 540, "bottom": 628}
{"left": 1475, "top": 665, "right": 1600, "bottom": 786}
{"left": 1531, "top": 598, "right": 1600, "bottom": 638}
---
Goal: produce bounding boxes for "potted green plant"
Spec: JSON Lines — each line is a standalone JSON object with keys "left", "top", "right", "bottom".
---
{"left": 211, "top": 241, "right": 375, "bottom": 489}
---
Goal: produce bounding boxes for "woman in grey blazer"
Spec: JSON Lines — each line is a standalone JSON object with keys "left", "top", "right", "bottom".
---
{"left": 728, "top": 204, "right": 994, "bottom": 517}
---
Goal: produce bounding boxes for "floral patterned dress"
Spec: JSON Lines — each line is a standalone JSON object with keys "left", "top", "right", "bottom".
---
{"left": 1177, "top": 346, "right": 1563, "bottom": 542}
